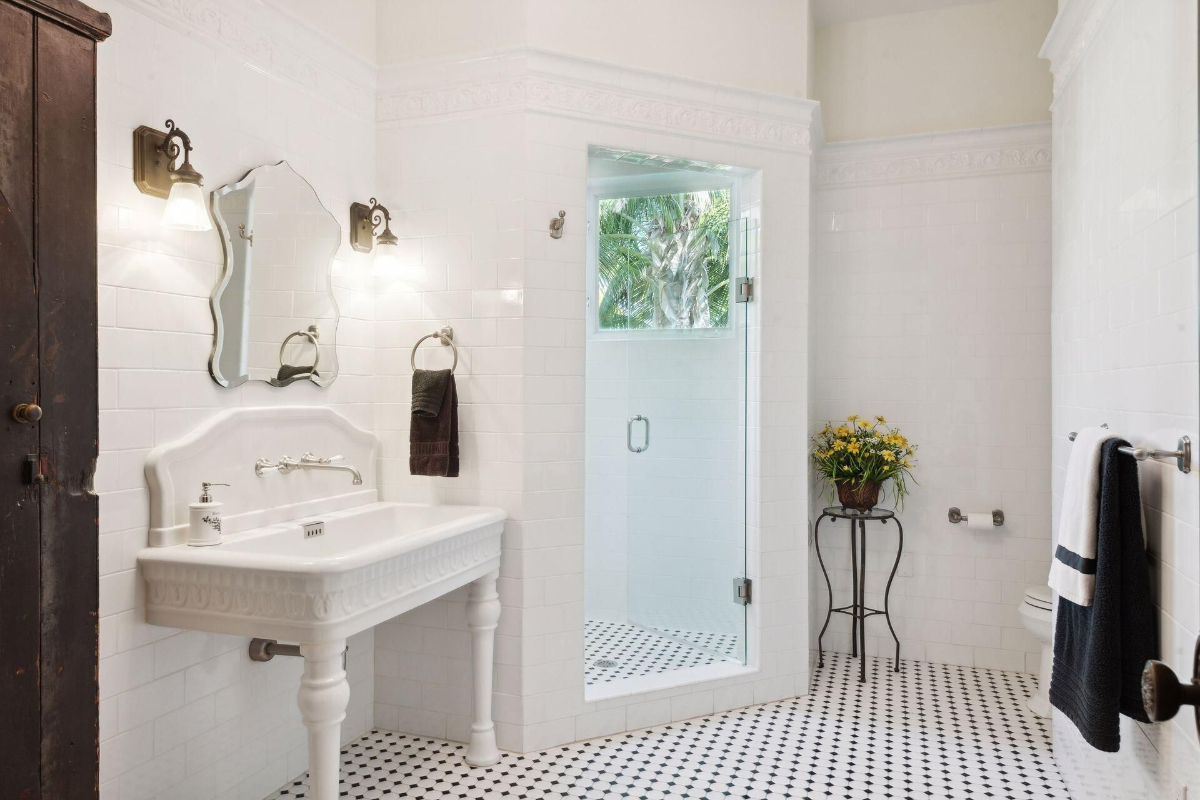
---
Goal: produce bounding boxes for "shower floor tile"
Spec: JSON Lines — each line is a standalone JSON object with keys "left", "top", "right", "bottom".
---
{"left": 657, "top": 627, "right": 741, "bottom": 660}
{"left": 268, "top": 652, "right": 1069, "bottom": 799}
{"left": 584, "top": 619, "right": 740, "bottom": 686}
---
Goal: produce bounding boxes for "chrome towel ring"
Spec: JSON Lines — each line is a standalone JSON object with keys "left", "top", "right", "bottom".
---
{"left": 280, "top": 325, "right": 320, "bottom": 373}
{"left": 411, "top": 326, "right": 457, "bottom": 373}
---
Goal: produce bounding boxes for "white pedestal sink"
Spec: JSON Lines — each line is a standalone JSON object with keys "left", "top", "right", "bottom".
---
{"left": 136, "top": 407, "right": 506, "bottom": 800}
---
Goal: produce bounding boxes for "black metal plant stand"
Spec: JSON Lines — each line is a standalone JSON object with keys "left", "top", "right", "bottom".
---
{"left": 814, "top": 506, "right": 904, "bottom": 683}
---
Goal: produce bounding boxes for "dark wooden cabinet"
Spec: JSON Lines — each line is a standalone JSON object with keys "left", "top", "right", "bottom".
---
{"left": 0, "top": 0, "right": 110, "bottom": 796}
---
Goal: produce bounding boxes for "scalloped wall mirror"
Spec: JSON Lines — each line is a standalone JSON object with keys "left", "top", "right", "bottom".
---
{"left": 209, "top": 161, "right": 341, "bottom": 388}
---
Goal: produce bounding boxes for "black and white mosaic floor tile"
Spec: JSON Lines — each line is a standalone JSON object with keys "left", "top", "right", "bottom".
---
{"left": 584, "top": 620, "right": 738, "bottom": 685}
{"left": 269, "top": 652, "right": 1068, "bottom": 800}
{"left": 657, "top": 627, "right": 741, "bottom": 661}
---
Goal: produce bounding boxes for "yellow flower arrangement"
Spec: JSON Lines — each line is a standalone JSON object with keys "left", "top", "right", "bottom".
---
{"left": 811, "top": 414, "right": 917, "bottom": 509}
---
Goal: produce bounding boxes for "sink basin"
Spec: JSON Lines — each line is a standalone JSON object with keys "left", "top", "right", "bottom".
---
{"left": 139, "top": 501, "right": 504, "bottom": 643}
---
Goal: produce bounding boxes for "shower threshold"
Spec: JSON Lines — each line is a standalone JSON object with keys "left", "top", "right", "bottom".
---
{"left": 584, "top": 620, "right": 754, "bottom": 702}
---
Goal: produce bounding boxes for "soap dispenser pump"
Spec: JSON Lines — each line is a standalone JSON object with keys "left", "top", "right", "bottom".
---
{"left": 188, "top": 481, "right": 229, "bottom": 546}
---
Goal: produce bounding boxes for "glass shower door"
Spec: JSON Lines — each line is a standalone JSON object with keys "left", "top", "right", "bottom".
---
{"left": 621, "top": 214, "right": 751, "bottom": 672}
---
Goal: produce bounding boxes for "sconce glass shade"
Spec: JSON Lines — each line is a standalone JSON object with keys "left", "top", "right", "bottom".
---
{"left": 162, "top": 180, "right": 212, "bottom": 231}
{"left": 372, "top": 241, "right": 401, "bottom": 276}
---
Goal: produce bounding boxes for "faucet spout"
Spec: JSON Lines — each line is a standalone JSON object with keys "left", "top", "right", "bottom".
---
{"left": 296, "top": 462, "right": 363, "bottom": 485}
{"left": 255, "top": 455, "right": 363, "bottom": 485}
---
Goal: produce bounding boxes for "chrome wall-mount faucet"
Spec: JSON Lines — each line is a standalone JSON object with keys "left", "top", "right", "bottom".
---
{"left": 254, "top": 452, "right": 363, "bottom": 485}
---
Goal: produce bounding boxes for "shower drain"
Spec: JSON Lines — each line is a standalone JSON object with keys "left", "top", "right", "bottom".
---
{"left": 592, "top": 658, "right": 619, "bottom": 669}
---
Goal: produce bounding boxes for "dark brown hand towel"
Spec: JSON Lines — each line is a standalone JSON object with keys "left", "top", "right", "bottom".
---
{"left": 411, "top": 368, "right": 452, "bottom": 418}
{"left": 276, "top": 364, "right": 316, "bottom": 382}
{"left": 409, "top": 369, "right": 458, "bottom": 477}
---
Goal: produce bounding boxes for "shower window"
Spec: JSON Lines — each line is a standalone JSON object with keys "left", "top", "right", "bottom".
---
{"left": 592, "top": 184, "right": 733, "bottom": 332}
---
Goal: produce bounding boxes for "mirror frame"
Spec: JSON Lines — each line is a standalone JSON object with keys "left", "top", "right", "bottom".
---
{"left": 207, "top": 160, "right": 342, "bottom": 389}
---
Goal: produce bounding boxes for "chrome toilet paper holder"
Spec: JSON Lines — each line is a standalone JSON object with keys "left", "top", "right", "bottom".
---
{"left": 948, "top": 507, "right": 1004, "bottom": 527}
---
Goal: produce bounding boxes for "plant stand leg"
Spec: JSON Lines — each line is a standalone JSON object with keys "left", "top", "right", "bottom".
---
{"left": 814, "top": 515, "right": 832, "bottom": 668}
{"left": 298, "top": 641, "right": 350, "bottom": 800}
{"left": 466, "top": 569, "right": 501, "bottom": 767}
{"left": 850, "top": 521, "right": 859, "bottom": 659}
{"left": 858, "top": 519, "right": 867, "bottom": 684}
{"left": 883, "top": 518, "right": 903, "bottom": 672}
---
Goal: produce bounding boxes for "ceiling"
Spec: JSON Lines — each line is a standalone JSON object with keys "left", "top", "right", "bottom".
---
{"left": 811, "top": 0, "right": 1004, "bottom": 26}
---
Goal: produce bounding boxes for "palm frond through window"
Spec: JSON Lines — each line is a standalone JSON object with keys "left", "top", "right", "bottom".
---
{"left": 597, "top": 189, "right": 730, "bottom": 330}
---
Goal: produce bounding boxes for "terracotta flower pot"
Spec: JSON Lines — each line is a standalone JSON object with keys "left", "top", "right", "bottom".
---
{"left": 836, "top": 478, "right": 883, "bottom": 511}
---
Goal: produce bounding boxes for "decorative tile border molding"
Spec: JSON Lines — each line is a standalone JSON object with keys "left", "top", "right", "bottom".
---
{"left": 816, "top": 123, "right": 1052, "bottom": 186}
{"left": 376, "top": 49, "right": 819, "bottom": 153}
{"left": 111, "top": 0, "right": 376, "bottom": 118}
{"left": 377, "top": 79, "right": 527, "bottom": 121}
{"left": 1039, "top": 0, "right": 1118, "bottom": 101}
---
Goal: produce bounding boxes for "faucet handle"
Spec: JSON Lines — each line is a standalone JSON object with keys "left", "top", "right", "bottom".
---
{"left": 301, "top": 452, "right": 343, "bottom": 464}
{"left": 254, "top": 458, "right": 279, "bottom": 477}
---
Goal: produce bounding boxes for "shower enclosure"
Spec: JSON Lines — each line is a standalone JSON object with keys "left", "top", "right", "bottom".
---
{"left": 583, "top": 148, "right": 755, "bottom": 698}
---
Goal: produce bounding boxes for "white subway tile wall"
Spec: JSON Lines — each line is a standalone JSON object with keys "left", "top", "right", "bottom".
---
{"left": 93, "top": 0, "right": 377, "bottom": 798}
{"left": 1046, "top": 0, "right": 1200, "bottom": 796}
{"left": 584, "top": 336, "right": 632, "bottom": 624}
{"left": 369, "top": 50, "right": 816, "bottom": 754}
{"left": 369, "top": 110, "right": 533, "bottom": 749}
{"left": 812, "top": 124, "right": 1053, "bottom": 674}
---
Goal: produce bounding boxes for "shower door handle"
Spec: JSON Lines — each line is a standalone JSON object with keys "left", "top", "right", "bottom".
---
{"left": 627, "top": 415, "right": 649, "bottom": 453}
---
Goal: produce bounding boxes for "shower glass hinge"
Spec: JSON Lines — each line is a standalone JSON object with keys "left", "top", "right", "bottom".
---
{"left": 735, "top": 277, "right": 753, "bottom": 303}
{"left": 733, "top": 577, "right": 752, "bottom": 605}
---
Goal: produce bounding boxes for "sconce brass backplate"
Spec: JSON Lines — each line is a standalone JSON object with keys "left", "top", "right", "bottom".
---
{"left": 349, "top": 202, "right": 375, "bottom": 253}
{"left": 132, "top": 125, "right": 172, "bottom": 198}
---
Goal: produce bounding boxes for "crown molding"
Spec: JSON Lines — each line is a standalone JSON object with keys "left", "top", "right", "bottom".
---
{"left": 816, "top": 122, "right": 1052, "bottom": 187}
{"left": 376, "top": 48, "right": 821, "bottom": 153}
{"left": 1039, "top": 0, "right": 1118, "bottom": 103}
{"left": 109, "top": 0, "right": 376, "bottom": 119}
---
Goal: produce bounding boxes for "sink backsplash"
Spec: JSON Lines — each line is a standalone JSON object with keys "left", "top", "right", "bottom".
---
{"left": 145, "top": 406, "right": 379, "bottom": 547}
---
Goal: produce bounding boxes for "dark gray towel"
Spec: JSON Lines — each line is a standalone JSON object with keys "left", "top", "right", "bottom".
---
{"left": 1050, "top": 438, "right": 1158, "bottom": 752}
{"left": 411, "top": 369, "right": 451, "bottom": 418}
{"left": 409, "top": 370, "right": 458, "bottom": 477}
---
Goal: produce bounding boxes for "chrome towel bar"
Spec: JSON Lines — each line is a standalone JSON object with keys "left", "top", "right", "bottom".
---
{"left": 1067, "top": 425, "right": 1191, "bottom": 474}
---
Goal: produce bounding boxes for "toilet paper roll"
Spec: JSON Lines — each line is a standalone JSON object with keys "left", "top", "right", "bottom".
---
{"left": 965, "top": 512, "right": 993, "bottom": 531}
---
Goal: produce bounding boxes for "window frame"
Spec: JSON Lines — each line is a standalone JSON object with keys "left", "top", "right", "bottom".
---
{"left": 586, "top": 172, "right": 741, "bottom": 340}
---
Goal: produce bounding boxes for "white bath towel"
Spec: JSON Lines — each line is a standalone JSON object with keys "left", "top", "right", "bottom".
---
{"left": 1049, "top": 426, "right": 1116, "bottom": 606}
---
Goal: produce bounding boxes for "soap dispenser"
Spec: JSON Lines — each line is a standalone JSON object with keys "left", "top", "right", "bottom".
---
{"left": 188, "top": 482, "right": 229, "bottom": 546}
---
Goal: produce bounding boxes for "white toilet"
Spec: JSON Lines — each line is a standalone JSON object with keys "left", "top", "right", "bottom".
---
{"left": 1019, "top": 584, "right": 1054, "bottom": 717}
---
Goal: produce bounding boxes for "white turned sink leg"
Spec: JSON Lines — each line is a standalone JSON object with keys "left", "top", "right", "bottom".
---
{"left": 465, "top": 569, "right": 501, "bottom": 766}
{"left": 298, "top": 640, "right": 350, "bottom": 800}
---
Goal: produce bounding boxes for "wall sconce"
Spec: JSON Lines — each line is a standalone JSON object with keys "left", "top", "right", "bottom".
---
{"left": 132, "top": 119, "right": 212, "bottom": 232}
{"left": 350, "top": 198, "right": 399, "bottom": 275}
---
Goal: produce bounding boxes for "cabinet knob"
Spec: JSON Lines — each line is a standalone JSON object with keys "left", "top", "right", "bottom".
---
{"left": 12, "top": 403, "right": 42, "bottom": 424}
{"left": 1142, "top": 642, "right": 1200, "bottom": 726}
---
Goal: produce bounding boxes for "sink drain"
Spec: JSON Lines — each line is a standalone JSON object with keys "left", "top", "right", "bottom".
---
{"left": 592, "top": 658, "right": 619, "bottom": 669}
